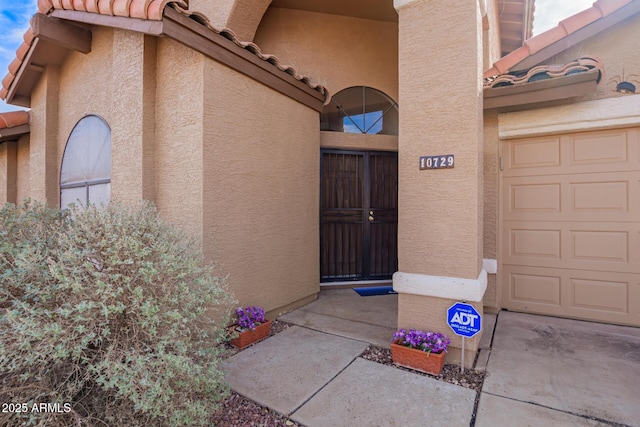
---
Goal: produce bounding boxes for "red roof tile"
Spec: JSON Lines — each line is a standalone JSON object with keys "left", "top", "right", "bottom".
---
{"left": 38, "top": 0, "right": 186, "bottom": 20}
{"left": 0, "top": 111, "right": 30, "bottom": 130}
{"left": 485, "top": 0, "right": 635, "bottom": 78}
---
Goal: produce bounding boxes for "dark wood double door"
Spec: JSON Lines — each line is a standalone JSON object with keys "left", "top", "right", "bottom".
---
{"left": 320, "top": 150, "right": 398, "bottom": 282}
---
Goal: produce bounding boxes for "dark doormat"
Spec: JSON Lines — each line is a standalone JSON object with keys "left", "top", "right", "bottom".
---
{"left": 353, "top": 286, "right": 397, "bottom": 296}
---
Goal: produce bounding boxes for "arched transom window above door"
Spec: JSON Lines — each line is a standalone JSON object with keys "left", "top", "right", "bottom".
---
{"left": 321, "top": 86, "right": 398, "bottom": 135}
{"left": 60, "top": 115, "right": 111, "bottom": 209}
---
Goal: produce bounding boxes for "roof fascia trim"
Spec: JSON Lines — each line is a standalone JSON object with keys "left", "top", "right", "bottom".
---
{"left": 483, "top": 69, "right": 600, "bottom": 109}
{"left": 512, "top": 1, "right": 640, "bottom": 72}
{"left": 50, "top": 10, "right": 164, "bottom": 35}
{"left": 0, "top": 124, "right": 30, "bottom": 143}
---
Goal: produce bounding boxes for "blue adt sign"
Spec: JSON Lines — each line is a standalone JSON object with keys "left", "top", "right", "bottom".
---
{"left": 447, "top": 303, "right": 482, "bottom": 338}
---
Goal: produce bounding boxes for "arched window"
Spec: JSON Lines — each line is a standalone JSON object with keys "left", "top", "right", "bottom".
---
{"left": 320, "top": 86, "right": 398, "bottom": 135}
{"left": 60, "top": 115, "right": 111, "bottom": 209}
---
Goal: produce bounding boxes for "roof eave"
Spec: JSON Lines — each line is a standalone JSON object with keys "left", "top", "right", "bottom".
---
{"left": 3, "top": 14, "right": 92, "bottom": 108}
{"left": 483, "top": 68, "right": 600, "bottom": 109}
{"left": 3, "top": 6, "right": 326, "bottom": 112}
{"left": 0, "top": 124, "right": 30, "bottom": 143}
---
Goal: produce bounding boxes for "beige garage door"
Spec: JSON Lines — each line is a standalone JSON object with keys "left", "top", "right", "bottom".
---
{"left": 501, "top": 127, "right": 640, "bottom": 326}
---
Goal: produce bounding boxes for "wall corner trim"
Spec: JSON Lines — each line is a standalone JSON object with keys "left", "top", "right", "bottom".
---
{"left": 393, "top": 270, "right": 488, "bottom": 302}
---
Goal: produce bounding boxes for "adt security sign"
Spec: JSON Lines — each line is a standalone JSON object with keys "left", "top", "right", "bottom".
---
{"left": 447, "top": 303, "right": 482, "bottom": 338}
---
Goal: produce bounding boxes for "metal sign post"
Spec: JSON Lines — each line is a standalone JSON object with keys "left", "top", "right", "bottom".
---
{"left": 447, "top": 302, "right": 482, "bottom": 374}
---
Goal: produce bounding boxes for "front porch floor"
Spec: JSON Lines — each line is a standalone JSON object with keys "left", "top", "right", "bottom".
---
{"left": 279, "top": 289, "right": 398, "bottom": 348}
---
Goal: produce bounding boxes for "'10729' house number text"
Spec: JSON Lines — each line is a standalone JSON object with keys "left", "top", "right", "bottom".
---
{"left": 420, "top": 155, "right": 454, "bottom": 170}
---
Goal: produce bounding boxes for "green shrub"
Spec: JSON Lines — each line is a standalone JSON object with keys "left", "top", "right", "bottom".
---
{"left": 0, "top": 200, "right": 236, "bottom": 427}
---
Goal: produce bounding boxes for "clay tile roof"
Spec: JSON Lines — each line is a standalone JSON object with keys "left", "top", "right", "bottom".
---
{"left": 2, "top": 0, "right": 326, "bottom": 103}
{"left": 0, "top": 111, "right": 30, "bottom": 130}
{"left": 484, "top": 56, "right": 604, "bottom": 89}
{"left": 485, "top": 0, "right": 636, "bottom": 78}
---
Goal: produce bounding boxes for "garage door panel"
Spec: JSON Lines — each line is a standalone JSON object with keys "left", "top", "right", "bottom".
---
{"left": 510, "top": 182, "right": 560, "bottom": 212}
{"left": 508, "top": 269, "right": 561, "bottom": 306}
{"left": 502, "top": 266, "right": 639, "bottom": 326}
{"left": 501, "top": 127, "right": 639, "bottom": 327}
{"left": 571, "top": 278, "right": 628, "bottom": 313}
{"left": 571, "top": 180, "right": 628, "bottom": 212}
{"left": 503, "top": 128, "right": 640, "bottom": 177}
{"left": 571, "top": 230, "right": 628, "bottom": 263}
{"left": 569, "top": 129, "right": 629, "bottom": 166}
{"left": 510, "top": 228, "right": 561, "bottom": 259}
{"left": 503, "top": 221, "right": 639, "bottom": 274}
{"left": 503, "top": 173, "right": 638, "bottom": 222}
{"left": 510, "top": 137, "right": 560, "bottom": 170}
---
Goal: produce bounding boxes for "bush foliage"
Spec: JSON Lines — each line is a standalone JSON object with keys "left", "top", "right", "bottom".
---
{"left": 0, "top": 201, "right": 235, "bottom": 426}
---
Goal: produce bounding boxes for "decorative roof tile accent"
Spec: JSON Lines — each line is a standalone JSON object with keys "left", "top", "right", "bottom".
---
{"left": 0, "top": 111, "right": 30, "bottom": 130}
{"left": 485, "top": 0, "right": 634, "bottom": 78}
{"left": 483, "top": 56, "right": 604, "bottom": 89}
{"left": 2, "top": 0, "right": 326, "bottom": 102}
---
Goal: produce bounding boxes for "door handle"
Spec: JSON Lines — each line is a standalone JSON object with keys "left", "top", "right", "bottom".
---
{"left": 368, "top": 215, "right": 374, "bottom": 222}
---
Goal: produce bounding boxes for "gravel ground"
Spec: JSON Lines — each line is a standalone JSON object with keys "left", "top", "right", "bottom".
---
{"left": 212, "top": 320, "right": 485, "bottom": 426}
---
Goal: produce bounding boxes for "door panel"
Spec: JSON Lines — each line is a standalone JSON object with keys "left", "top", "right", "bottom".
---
{"left": 321, "top": 150, "right": 398, "bottom": 281}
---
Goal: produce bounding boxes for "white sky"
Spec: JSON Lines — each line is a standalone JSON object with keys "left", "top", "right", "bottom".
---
{"left": 0, "top": 1, "right": 601, "bottom": 113}
{"left": 532, "top": 0, "right": 595, "bottom": 35}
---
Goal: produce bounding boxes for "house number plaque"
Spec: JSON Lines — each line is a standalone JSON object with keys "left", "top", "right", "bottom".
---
{"left": 420, "top": 154, "right": 454, "bottom": 170}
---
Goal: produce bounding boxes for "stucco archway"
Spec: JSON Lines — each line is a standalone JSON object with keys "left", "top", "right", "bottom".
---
{"left": 189, "top": 0, "right": 272, "bottom": 41}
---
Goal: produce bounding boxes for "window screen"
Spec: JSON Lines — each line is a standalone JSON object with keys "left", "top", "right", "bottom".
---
{"left": 60, "top": 115, "right": 111, "bottom": 209}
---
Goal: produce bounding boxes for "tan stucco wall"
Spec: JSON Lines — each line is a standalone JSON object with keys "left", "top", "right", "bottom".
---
{"left": 540, "top": 13, "right": 640, "bottom": 102}
{"left": 201, "top": 56, "right": 320, "bottom": 316}
{"left": 55, "top": 27, "right": 158, "bottom": 207}
{"left": 254, "top": 7, "right": 398, "bottom": 103}
{"left": 154, "top": 37, "right": 204, "bottom": 239}
{"left": 19, "top": 20, "right": 321, "bottom": 317}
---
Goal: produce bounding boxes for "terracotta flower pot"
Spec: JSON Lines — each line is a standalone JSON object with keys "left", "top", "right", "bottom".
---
{"left": 390, "top": 341, "right": 446, "bottom": 375}
{"left": 229, "top": 320, "right": 272, "bottom": 349}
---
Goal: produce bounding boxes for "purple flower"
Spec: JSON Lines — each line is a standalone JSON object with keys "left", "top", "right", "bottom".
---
{"left": 236, "top": 306, "right": 266, "bottom": 330}
{"left": 392, "top": 328, "right": 451, "bottom": 354}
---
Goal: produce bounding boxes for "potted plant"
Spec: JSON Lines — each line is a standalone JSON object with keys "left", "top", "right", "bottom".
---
{"left": 229, "top": 306, "right": 272, "bottom": 349}
{"left": 391, "top": 328, "right": 451, "bottom": 375}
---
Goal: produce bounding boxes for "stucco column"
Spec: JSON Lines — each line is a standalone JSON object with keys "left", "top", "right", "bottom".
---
{"left": 110, "top": 31, "right": 156, "bottom": 204}
{"left": 394, "top": 0, "right": 485, "bottom": 367}
{"left": 29, "top": 67, "right": 59, "bottom": 207}
{"left": 0, "top": 141, "right": 17, "bottom": 204}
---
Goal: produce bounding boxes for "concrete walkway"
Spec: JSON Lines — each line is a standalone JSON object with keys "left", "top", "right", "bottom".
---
{"left": 222, "top": 326, "right": 477, "bottom": 426}
{"left": 222, "top": 290, "right": 640, "bottom": 426}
